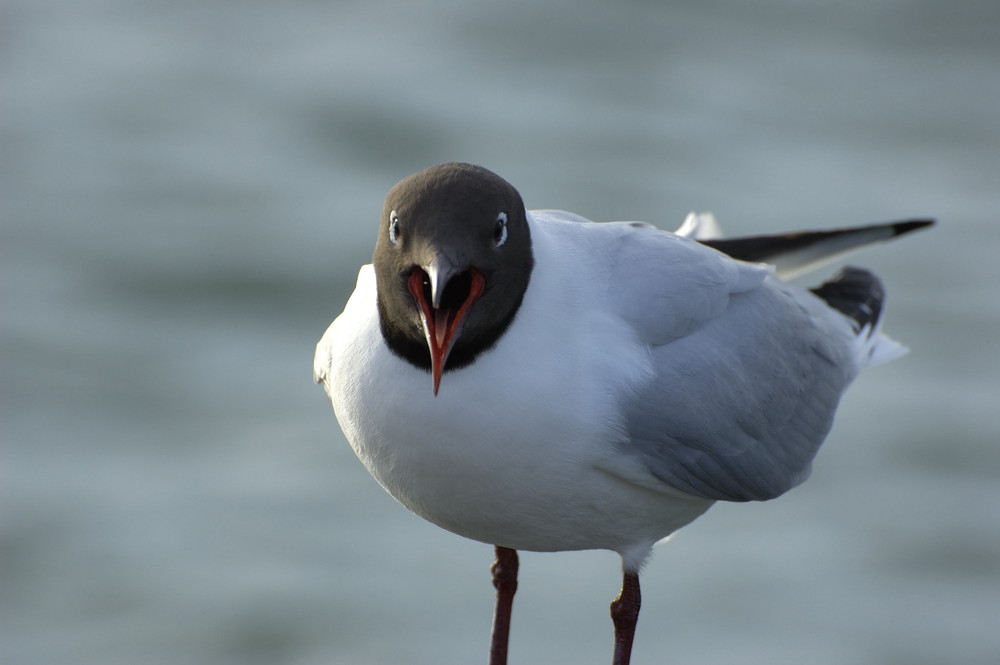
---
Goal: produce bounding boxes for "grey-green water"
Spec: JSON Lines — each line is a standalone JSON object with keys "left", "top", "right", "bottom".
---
{"left": 4, "top": 1, "right": 999, "bottom": 663}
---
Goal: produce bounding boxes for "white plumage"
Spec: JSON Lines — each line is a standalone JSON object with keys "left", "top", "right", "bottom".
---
{"left": 315, "top": 208, "right": 901, "bottom": 570}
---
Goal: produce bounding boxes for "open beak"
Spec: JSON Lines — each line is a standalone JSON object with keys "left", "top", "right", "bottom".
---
{"left": 407, "top": 256, "right": 486, "bottom": 395}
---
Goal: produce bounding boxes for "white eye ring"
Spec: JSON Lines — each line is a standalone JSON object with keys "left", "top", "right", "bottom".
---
{"left": 388, "top": 210, "right": 400, "bottom": 245}
{"left": 493, "top": 212, "right": 508, "bottom": 247}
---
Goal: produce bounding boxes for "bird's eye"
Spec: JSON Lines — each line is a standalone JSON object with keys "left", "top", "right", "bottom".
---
{"left": 388, "top": 210, "right": 401, "bottom": 245}
{"left": 493, "top": 212, "right": 508, "bottom": 247}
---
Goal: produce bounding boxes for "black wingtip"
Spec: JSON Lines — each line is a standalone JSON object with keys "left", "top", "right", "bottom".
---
{"left": 810, "top": 266, "right": 885, "bottom": 335}
{"left": 699, "top": 218, "right": 934, "bottom": 266}
{"left": 890, "top": 219, "right": 935, "bottom": 237}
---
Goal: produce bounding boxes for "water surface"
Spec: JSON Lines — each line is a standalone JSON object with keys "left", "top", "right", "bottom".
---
{"left": 4, "top": 1, "right": 999, "bottom": 663}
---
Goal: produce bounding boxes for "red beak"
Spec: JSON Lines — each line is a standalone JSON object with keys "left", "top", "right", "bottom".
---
{"left": 407, "top": 264, "right": 486, "bottom": 395}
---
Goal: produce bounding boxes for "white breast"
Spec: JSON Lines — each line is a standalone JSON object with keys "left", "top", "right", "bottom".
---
{"left": 315, "top": 213, "right": 714, "bottom": 565}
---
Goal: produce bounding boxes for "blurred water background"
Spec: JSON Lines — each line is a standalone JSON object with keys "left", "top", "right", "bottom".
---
{"left": 4, "top": 0, "right": 1000, "bottom": 663}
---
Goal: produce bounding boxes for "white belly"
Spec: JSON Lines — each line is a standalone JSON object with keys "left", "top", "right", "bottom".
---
{"left": 317, "top": 265, "right": 713, "bottom": 564}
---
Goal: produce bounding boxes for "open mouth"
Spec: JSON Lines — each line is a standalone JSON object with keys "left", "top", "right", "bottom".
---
{"left": 407, "top": 266, "right": 486, "bottom": 395}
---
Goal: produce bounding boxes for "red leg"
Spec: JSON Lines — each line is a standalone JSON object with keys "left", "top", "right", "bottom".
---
{"left": 488, "top": 546, "right": 519, "bottom": 665}
{"left": 610, "top": 570, "right": 641, "bottom": 665}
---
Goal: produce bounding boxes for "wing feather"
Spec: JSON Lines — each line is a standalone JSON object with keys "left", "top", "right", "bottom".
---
{"left": 529, "top": 212, "right": 893, "bottom": 503}
{"left": 619, "top": 273, "right": 858, "bottom": 502}
{"left": 601, "top": 222, "right": 770, "bottom": 345}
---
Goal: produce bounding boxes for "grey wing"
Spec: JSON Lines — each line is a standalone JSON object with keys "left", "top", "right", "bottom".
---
{"left": 623, "top": 277, "right": 859, "bottom": 502}
{"left": 601, "top": 222, "right": 770, "bottom": 345}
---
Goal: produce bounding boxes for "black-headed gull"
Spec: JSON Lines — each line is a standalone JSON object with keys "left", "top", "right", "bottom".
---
{"left": 314, "top": 162, "right": 932, "bottom": 665}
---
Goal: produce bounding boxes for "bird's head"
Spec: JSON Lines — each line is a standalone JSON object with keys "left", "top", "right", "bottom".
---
{"left": 373, "top": 163, "right": 534, "bottom": 395}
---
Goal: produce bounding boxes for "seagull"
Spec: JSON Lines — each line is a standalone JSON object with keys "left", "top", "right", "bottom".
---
{"left": 314, "top": 162, "right": 932, "bottom": 665}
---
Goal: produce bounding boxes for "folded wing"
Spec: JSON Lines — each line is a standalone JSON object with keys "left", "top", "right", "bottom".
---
{"left": 609, "top": 218, "right": 931, "bottom": 501}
